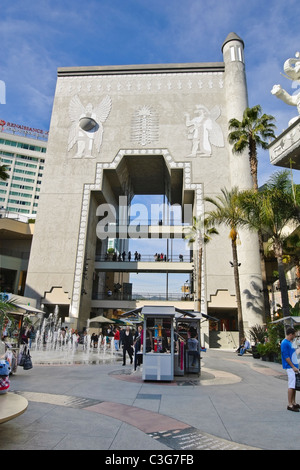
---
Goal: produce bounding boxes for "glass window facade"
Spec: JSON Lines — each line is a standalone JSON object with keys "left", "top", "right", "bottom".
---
{"left": 0, "top": 132, "right": 47, "bottom": 215}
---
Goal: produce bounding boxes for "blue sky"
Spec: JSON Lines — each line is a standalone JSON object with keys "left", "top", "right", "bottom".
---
{"left": 1, "top": 0, "right": 300, "bottom": 294}
{"left": 1, "top": 0, "right": 300, "bottom": 184}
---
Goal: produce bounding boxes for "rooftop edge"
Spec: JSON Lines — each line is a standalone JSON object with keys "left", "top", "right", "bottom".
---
{"left": 57, "top": 62, "right": 225, "bottom": 77}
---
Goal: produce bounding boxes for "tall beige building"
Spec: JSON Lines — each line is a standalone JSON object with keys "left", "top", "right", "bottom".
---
{"left": 25, "top": 33, "right": 264, "bottom": 347}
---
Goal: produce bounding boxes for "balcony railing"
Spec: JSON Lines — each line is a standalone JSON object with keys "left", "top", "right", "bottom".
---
{"left": 92, "top": 292, "right": 194, "bottom": 301}
{"left": 95, "top": 253, "right": 192, "bottom": 263}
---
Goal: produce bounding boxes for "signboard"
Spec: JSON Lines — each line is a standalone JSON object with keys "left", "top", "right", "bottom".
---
{"left": 0, "top": 119, "right": 48, "bottom": 141}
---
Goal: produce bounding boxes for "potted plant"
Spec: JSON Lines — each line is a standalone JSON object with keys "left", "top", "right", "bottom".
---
{"left": 256, "top": 343, "right": 267, "bottom": 361}
{"left": 256, "top": 340, "right": 281, "bottom": 362}
{"left": 249, "top": 324, "right": 267, "bottom": 359}
{"left": 264, "top": 342, "right": 279, "bottom": 362}
{"left": 107, "top": 248, "right": 115, "bottom": 260}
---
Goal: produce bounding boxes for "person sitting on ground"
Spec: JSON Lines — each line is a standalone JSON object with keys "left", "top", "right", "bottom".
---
{"left": 237, "top": 337, "right": 251, "bottom": 356}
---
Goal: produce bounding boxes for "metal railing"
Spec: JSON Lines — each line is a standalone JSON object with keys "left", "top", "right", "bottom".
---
{"left": 95, "top": 253, "right": 192, "bottom": 263}
{"left": 92, "top": 292, "right": 194, "bottom": 302}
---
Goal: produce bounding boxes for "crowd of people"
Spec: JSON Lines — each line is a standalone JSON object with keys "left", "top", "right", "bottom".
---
{"left": 85, "top": 325, "right": 143, "bottom": 367}
{"left": 105, "top": 251, "right": 141, "bottom": 262}
{"left": 105, "top": 251, "right": 186, "bottom": 262}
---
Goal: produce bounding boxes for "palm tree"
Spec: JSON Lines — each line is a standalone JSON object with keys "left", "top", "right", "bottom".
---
{"left": 228, "top": 105, "right": 276, "bottom": 321}
{"left": 0, "top": 160, "right": 9, "bottom": 181}
{"left": 228, "top": 105, "right": 276, "bottom": 191}
{"left": 205, "top": 187, "right": 245, "bottom": 343}
{"left": 184, "top": 216, "right": 218, "bottom": 312}
{"left": 238, "top": 171, "right": 300, "bottom": 318}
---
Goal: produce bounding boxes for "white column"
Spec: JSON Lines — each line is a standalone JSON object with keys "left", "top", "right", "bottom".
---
{"left": 222, "top": 33, "right": 252, "bottom": 190}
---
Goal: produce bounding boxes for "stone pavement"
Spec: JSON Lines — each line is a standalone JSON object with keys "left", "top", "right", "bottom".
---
{"left": 0, "top": 348, "right": 299, "bottom": 451}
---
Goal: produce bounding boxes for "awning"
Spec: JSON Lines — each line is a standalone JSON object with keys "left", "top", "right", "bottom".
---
{"left": 120, "top": 305, "right": 218, "bottom": 321}
{"left": 141, "top": 306, "right": 177, "bottom": 317}
{"left": 113, "top": 318, "right": 134, "bottom": 326}
{"left": 14, "top": 304, "right": 45, "bottom": 314}
{"left": 88, "top": 315, "right": 116, "bottom": 323}
{"left": 120, "top": 307, "right": 143, "bottom": 318}
{"left": 201, "top": 312, "right": 220, "bottom": 322}
{"left": 271, "top": 316, "right": 300, "bottom": 325}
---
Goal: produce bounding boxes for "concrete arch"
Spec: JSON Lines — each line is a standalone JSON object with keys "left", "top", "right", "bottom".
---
{"left": 70, "top": 149, "right": 205, "bottom": 319}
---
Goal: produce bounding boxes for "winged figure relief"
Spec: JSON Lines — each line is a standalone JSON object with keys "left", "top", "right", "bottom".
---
{"left": 184, "top": 104, "right": 224, "bottom": 157}
{"left": 68, "top": 95, "right": 112, "bottom": 158}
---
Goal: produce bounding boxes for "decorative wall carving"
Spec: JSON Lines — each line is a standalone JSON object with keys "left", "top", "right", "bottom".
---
{"left": 58, "top": 72, "right": 225, "bottom": 97}
{"left": 131, "top": 105, "right": 159, "bottom": 146}
{"left": 269, "top": 118, "right": 300, "bottom": 166}
{"left": 184, "top": 104, "right": 224, "bottom": 157}
{"left": 68, "top": 95, "right": 112, "bottom": 158}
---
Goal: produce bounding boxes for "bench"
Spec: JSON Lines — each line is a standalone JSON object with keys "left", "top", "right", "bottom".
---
{"left": 0, "top": 393, "right": 28, "bottom": 424}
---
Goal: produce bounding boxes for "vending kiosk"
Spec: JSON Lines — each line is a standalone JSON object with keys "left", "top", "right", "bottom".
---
{"left": 121, "top": 305, "right": 204, "bottom": 381}
{"left": 142, "top": 306, "right": 176, "bottom": 381}
{"left": 174, "top": 315, "right": 201, "bottom": 377}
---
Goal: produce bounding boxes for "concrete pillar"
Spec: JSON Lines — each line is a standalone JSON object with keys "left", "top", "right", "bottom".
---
{"left": 222, "top": 33, "right": 264, "bottom": 330}
{"left": 222, "top": 32, "right": 252, "bottom": 190}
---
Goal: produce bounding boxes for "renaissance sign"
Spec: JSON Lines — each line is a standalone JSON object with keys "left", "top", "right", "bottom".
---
{"left": 0, "top": 119, "right": 49, "bottom": 140}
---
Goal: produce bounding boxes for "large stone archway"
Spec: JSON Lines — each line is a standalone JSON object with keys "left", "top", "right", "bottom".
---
{"left": 70, "top": 148, "right": 205, "bottom": 325}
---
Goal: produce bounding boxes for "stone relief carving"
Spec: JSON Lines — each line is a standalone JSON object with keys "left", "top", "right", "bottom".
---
{"left": 131, "top": 105, "right": 159, "bottom": 146}
{"left": 68, "top": 94, "right": 112, "bottom": 158}
{"left": 184, "top": 104, "right": 224, "bottom": 157}
{"left": 59, "top": 72, "right": 225, "bottom": 98}
{"left": 271, "top": 52, "right": 300, "bottom": 125}
{"left": 269, "top": 121, "right": 300, "bottom": 165}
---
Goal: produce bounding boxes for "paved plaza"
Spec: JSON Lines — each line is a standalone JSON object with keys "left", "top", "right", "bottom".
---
{"left": 0, "top": 348, "right": 299, "bottom": 451}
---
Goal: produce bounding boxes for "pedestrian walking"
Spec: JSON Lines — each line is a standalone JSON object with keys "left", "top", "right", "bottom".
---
{"left": 114, "top": 327, "right": 120, "bottom": 351}
{"left": 133, "top": 325, "right": 143, "bottom": 370}
{"left": 281, "top": 327, "right": 300, "bottom": 412}
{"left": 122, "top": 326, "right": 133, "bottom": 365}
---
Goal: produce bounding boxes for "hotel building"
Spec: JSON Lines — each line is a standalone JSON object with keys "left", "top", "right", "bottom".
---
{"left": 0, "top": 121, "right": 47, "bottom": 217}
